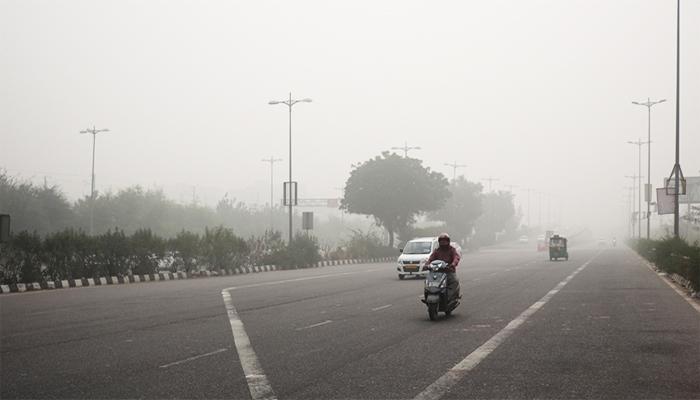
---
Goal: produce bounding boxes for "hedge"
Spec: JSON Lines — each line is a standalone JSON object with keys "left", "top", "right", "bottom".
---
{"left": 630, "top": 237, "right": 700, "bottom": 293}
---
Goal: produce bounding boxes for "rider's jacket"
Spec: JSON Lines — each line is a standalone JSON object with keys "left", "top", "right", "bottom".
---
{"left": 426, "top": 245, "right": 461, "bottom": 272}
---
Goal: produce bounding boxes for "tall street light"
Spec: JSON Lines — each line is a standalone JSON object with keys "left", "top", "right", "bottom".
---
{"left": 625, "top": 174, "right": 642, "bottom": 238}
{"left": 444, "top": 161, "right": 466, "bottom": 182}
{"left": 80, "top": 126, "right": 109, "bottom": 235}
{"left": 391, "top": 141, "right": 421, "bottom": 158}
{"left": 262, "top": 156, "right": 282, "bottom": 231}
{"left": 672, "top": 0, "right": 683, "bottom": 238}
{"left": 627, "top": 139, "right": 649, "bottom": 238}
{"left": 632, "top": 98, "right": 666, "bottom": 239}
{"left": 269, "top": 93, "right": 312, "bottom": 244}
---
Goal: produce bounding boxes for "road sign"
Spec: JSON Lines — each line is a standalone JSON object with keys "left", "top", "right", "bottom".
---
{"left": 283, "top": 182, "right": 298, "bottom": 206}
{"left": 302, "top": 212, "right": 313, "bottom": 230}
{"left": 656, "top": 188, "right": 675, "bottom": 215}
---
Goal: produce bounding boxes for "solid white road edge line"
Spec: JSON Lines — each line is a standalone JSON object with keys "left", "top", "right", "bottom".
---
{"left": 222, "top": 289, "right": 277, "bottom": 400}
{"left": 632, "top": 250, "right": 700, "bottom": 314}
{"left": 159, "top": 348, "right": 229, "bottom": 369}
{"left": 413, "top": 252, "right": 600, "bottom": 400}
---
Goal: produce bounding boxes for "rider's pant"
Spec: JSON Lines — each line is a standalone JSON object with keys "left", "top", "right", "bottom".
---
{"left": 446, "top": 272, "right": 460, "bottom": 301}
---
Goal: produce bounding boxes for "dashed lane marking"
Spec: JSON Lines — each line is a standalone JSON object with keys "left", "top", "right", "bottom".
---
{"left": 413, "top": 252, "right": 600, "bottom": 400}
{"left": 295, "top": 320, "right": 333, "bottom": 331}
{"left": 371, "top": 304, "right": 393, "bottom": 312}
{"left": 159, "top": 348, "right": 229, "bottom": 369}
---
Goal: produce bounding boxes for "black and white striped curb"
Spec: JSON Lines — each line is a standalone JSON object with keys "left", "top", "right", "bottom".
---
{"left": 0, "top": 257, "right": 394, "bottom": 295}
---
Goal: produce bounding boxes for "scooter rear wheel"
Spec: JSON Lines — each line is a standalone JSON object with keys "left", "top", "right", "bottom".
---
{"left": 428, "top": 303, "right": 438, "bottom": 321}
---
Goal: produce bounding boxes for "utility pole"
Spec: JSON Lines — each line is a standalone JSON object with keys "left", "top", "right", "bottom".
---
{"left": 269, "top": 93, "right": 312, "bottom": 244}
{"left": 79, "top": 126, "right": 109, "bottom": 235}
{"left": 524, "top": 188, "right": 532, "bottom": 230}
{"left": 391, "top": 141, "right": 421, "bottom": 158}
{"left": 632, "top": 98, "right": 666, "bottom": 239}
{"left": 628, "top": 139, "right": 649, "bottom": 238}
{"left": 262, "top": 157, "right": 282, "bottom": 231}
{"left": 444, "top": 161, "right": 466, "bottom": 182}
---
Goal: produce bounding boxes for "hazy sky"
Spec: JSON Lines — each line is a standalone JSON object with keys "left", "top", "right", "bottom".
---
{"left": 1, "top": 0, "right": 698, "bottom": 234}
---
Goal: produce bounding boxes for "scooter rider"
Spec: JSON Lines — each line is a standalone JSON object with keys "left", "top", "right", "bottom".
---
{"left": 425, "top": 233, "right": 461, "bottom": 302}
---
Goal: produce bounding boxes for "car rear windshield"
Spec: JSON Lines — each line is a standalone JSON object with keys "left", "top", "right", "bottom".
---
{"left": 404, "top": 241, "right": 432, "bottom": 254}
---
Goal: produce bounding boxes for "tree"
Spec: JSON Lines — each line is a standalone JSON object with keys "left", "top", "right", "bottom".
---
{"left": 430, "top": 177, "right": 484, "bottom": 244}
{"left": 170, "top": 230, "right": 201, "bottom": 274}
{"left": 473, "top": 191, "right": 518, "bottom": 246}
{"left": 341, "top": 152, "right": 450, "bottom": 247}
{"left": 200, "top": 226, "right": 248, "bottom": 271}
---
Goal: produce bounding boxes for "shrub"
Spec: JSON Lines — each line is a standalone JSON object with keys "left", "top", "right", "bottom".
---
{"left": 169, "top": 230, "right": 201, "bottom": 274}
{"left": 274, "top": 233, "right": 321, "bottom": 268}
{"left": 43, "top": 229, "right": 93, "bottom": 280}
{"left": 200, "top": 226, "right": 248, "bottom": 272}
{"left": 0, "top": 231, "right": 43, "bottom": 284}
{"left": 94, "top": 229, "right": 130, "bottom": 277}
{"left": 129, "top": 228, "right": 165, "bottom": 275}
{"left": 343, "top": 230, "right": 397, "bottom": 259}
{"left": 632, "top": 237, "right": 700, "bottom": 292}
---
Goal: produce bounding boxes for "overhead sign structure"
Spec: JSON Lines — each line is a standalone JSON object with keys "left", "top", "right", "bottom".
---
{"left": 283, "top": 182, "right": 298, "bottom": 206}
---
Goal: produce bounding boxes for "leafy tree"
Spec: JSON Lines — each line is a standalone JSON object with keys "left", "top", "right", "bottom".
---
{"left": 473, "top": 191, "right": 518, "bottom": 246}
{"left": 341, "top": 152, "right": 450, "bottom": 247}
{"left": 0, "top": 171, "right": 74, "bottom": 235}
{"left": 430, "top": 177, "right": 484, "bottom": 244}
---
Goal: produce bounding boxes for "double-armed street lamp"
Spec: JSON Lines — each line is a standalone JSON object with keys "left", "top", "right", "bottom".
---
{"left": 268, "top": 94, "right": 312, "bottom": 244}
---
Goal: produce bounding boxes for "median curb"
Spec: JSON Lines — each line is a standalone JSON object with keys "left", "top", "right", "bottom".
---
{"left": 0, "top": 257, "right": 394, "bottom": 295}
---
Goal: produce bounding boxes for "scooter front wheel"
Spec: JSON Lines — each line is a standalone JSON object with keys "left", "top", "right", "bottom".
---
{"left": 428, "top": 303, "right": 438, "bottom": 321}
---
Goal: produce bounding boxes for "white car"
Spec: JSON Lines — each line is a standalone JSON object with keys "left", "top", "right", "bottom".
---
{"left": 518, "top": 235, "right": 529, "bottom": 244}
{"left": 397, "top": 237, "right": 461, "bottom": 280}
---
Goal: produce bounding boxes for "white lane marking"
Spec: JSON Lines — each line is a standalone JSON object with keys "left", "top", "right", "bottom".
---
{"left": 226, "top": 269, "right": 382, "bottom": 292}
{"left": 413, "top": 253, "right": 599, "bottom": 400}
{"left": 222, "top": 289, "right": 277, "bottom": 400}
{"left": 159, "top": 348, "right": 229, "bottom": 369}
{"left": 295, "top": 320, "right": 333, "bottom": 331}
{"left": 371, "top": 304, "right": 393, "bottom": 312}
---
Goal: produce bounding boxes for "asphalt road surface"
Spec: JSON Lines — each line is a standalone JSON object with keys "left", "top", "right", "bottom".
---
{"left": 1, "top": 244, "right": 699, "bottom": 399}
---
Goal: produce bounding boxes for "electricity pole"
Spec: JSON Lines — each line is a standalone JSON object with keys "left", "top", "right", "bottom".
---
{"left": 262, "top": 157, "right": 282, "bottom": 231}
{"left": 80, "top": 126, "right": 109, "bottom": 235}
{"left": 481, "top": 177, "right": 499, "bottom": 192}
{"left": 625, "top": 174, "right": 642, "bottom": 238}
{"left": 391, "top": 141, "right": 421, "bottom": 158}
{"left": 269, "top": 93, "right": 312, "bottom": 244}
{"left": 632, "top": 98, "right": 666, "bottom": 239}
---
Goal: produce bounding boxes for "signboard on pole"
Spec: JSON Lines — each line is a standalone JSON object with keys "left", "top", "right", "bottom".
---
{"left": 283, "top": 182, "right": 298, "bottom": 206}
{"left": 656, "top": 188, "right": 675, "bottom": 215}
{"left": 302, "top": 212, "right": 313, "bottom": 230}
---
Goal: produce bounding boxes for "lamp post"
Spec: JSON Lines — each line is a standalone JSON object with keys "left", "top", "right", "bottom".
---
{"left": 391, "top": 141, "right": 421, "bottom": 158}
{"left": 262, "top": 157, "right": 282, "bottom": 231}
{"left": 632, "top": 98, "right": 666, "bottom": 239}
{"left": 444, "top": 161, "right": 466, "bottom": 182}
{"left": 80, "top": 126, "right": 109, "bottom": 235}
{"left": 627, "top": 139, "right": 649, "bottom": 238}
{"left": 268, "top": 93, "right": 312, "bottom": 244}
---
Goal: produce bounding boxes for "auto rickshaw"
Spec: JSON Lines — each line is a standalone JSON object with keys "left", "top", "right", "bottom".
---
{"left": 549, "top": 234, "right": 568, "bottom": 261}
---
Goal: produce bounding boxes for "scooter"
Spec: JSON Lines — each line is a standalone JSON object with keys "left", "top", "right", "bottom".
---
{"left": 420, "top": 260, "right": 460, "bottom": 321}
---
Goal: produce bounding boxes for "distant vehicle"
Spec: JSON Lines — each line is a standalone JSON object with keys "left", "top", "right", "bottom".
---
{"left": 597, "top": 238, "right": 607, "bottom": 247}
{"left": 397, "top": 237, "right": 461, "bottom": 280}
{"left": 549, "top": 234, "right": 568, "bottom": 261}
{"left": 536, "top": 235, "right": 547, "bottom": 251}
{"left": 518, "top": 235, "right": 529, "bottom": 244}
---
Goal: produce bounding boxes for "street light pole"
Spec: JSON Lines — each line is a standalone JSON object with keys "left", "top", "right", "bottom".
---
{"left": 391, "top": 141, "right": 421, "bottom": 158}
{"left": 632, "top": 98, "right": 666, "bottom": 239}
{"left": 624, "top": 174, "right": 641, "bottom": 238}
{"left": 627, "top": 139, "right": 649, "bottom": 238}
{"left": 672, "top": 0, "right": 682, "bottom": 238}
{"left": 481, "top": 177, "right": 499, "bottom": 192}
{"left": 269, "top": 93, "right": 312, "bottom": 244}
{"left": 262, "top": 157, "right": 282, "bottom": 231}
{"left": 444, "top": 161, "right": 466, "bottom": 182}
{"left": 80, "top": 126, "right": 109, "bottom": 235}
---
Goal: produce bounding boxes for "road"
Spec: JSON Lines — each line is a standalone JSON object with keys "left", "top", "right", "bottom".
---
{"left": 1, "top": 244, "right": 699, "bottom": 399}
